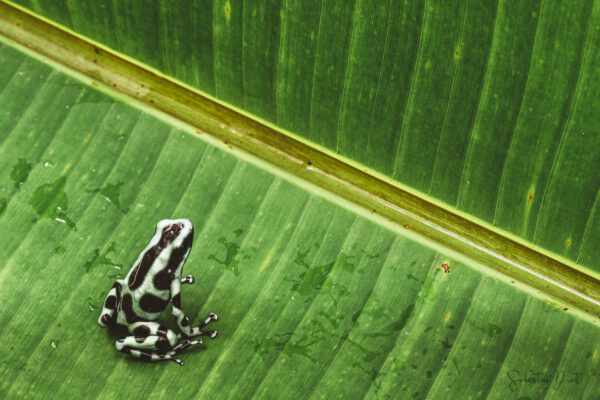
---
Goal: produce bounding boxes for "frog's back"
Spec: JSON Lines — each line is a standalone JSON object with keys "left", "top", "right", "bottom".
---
{"left": 116, "top": 219, "right": 193, "bottom": 326}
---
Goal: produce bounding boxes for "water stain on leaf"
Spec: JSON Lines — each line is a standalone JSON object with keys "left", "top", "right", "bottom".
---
{"left": 83, "top": 242, "right": 122, "bottom": 273}
{"left": 441, "top": 336, "right": 453, "bottom": 349}
{"left": 364, "top": 304, "right": 415, "bottom": 339}
{"left": 29, "top": 176, "right": 76, "bottom": 229}
{"left": 87, "top": 297, "right": 98, "bottom": 312}
{"left": 252, "top": 332, "right": 317, "bottom": 363}
{"left": 467, "top": 318, "right": 503, "bottom": 337}
{"left": 207, "top": 229, "right": 245, "bottom": 275}
{"left": 86, "top": 181, "right": 128, "bottom": 213}
{"left": 340, "top": 253, "right": 358, "bottom": 273}
{"left": 321, "top": 277, "right": 350, "bottom": 307}
{"left": 0, "top": 197, "right": 6, "bottom": 219}
{"left": 285, "top": 248, "right": 336, "bottom": 297}
{"left": 346, "top": 337, "right": 379, "bottom": 362}
{"left": 9, "top": 158, "right": 32, "bottom": 189}
{"left": 54, "top": 245, "right": 66, "bottom": 254}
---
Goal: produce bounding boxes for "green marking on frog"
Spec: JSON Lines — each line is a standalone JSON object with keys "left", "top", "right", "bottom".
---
{"left": 98, "top": 219, "right": 219, "bottom": 365}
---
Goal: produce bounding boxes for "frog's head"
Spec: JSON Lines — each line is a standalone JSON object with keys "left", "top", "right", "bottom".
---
{"left": 155, "top": 218, "right": 194, "bottom": 280}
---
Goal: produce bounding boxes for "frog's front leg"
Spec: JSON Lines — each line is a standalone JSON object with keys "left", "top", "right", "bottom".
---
{"left": 170, "top": 279, "right": 218, "bottom": 339}
{"left": 98, "top": 281, "right": 123, "bottom": 327}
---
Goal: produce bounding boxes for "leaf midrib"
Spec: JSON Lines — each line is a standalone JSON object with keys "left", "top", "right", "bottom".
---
{"left": 0, "top": 0, "right": 598, "bottom": 322}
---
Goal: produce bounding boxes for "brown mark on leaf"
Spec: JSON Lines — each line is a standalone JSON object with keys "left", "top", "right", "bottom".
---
{"left": 441, "top": 263, "right": 450, "bottom": 274}
{"left": 566, "top": 239, "right": 571, "bottom": 246}
{"left": 225, "top": 1, "right": 231, "bottom": 21}
{"left": 527, "top": 189, "right": 534, "bottom": 208}
{"left": 455, "top": 49, "right": 460, "bottom": 58}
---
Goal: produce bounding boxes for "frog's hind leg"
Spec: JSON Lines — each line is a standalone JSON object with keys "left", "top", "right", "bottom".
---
{"left": 116, "top": 322, "right": 201, "bottom": 365}
{"left": 173, "top": 305, "right": 218, "bottom": 339}
{"left": 172, "top": 338, "right": 204, "bottom": 353}
{"left": 98, "top": 281, "right": 122, "bottom": 327}
{"left": 115, "top": 321, "right": 178, "bottom": 359}
{"left": 170, "top": 278, "right": 218, "bottom": 339}
{"left": 120, "top": 348, "right": 185, "bottom": 366}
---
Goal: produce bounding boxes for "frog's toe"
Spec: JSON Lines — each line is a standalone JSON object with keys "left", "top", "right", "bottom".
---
{"left": 181, "top": 275, "right": 194, "bottom": 284}
{"left": 210, "top": 330, "right": 218, "bottom": 338}
{"left": 209, "top": 313, "right": 218, "bottom": 321}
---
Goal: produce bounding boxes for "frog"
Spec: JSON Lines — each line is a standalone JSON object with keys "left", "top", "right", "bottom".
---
{"left": 98, "top": 218, "right": 218, "bottom": 366}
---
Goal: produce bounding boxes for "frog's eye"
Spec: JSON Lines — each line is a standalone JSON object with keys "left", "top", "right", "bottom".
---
{"left": 161, "top": 224, "right": 183, "bottom": 245}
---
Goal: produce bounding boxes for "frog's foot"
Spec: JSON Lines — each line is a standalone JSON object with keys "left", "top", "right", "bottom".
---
{"left": 181, "top": 275, "right": 194, "bottom": 284}
{"left": 187, "top": 313, "right": 218, "bottom": 339}
{"left": 172, "top": 339, "right": 204, "bottom": 354}
{"left": 170, "top": 355, "right": 184, "bottom": 366}
{"left": 201, "top": 313, "right": 218, "bottom": 327}
{"left": 192, "top": 330, "right": 218, "bottom": 339}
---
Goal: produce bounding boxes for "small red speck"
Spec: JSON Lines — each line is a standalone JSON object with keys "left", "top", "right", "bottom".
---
{"left": 566, "top": 239, "right": 571, "bottom": 246}
{"left": 441, "top": 263, "right": 450, "bottom": 273}
{"left": 450, "top": 262, "right": 455, "bottom": 266}
{"left": 403, "top": 225, "right": 409, "bottom": 229}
